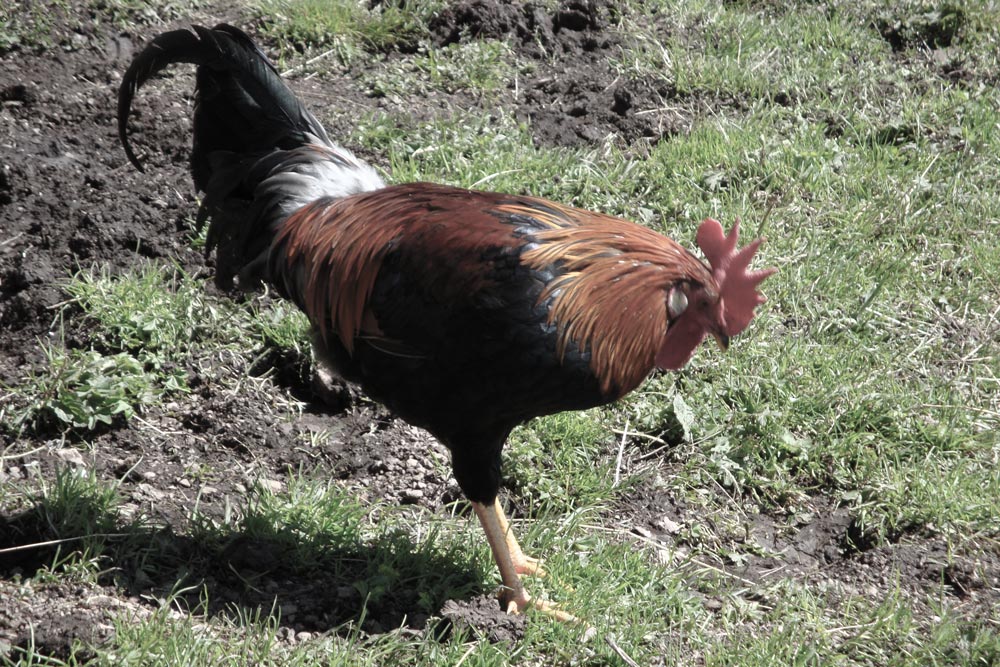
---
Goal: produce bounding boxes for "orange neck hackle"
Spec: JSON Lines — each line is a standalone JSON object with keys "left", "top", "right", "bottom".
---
{"left": 517, "top": 206, "right": 714, "bottom": 397}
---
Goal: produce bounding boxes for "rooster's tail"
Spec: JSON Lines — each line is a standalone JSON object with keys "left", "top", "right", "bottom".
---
{"left": 118, "top": 24, "right": 383, "bottom": 288}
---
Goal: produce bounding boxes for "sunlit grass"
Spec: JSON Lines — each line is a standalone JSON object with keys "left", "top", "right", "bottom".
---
{"left": 254, "top": 0, "right": 442, "bottom": 65}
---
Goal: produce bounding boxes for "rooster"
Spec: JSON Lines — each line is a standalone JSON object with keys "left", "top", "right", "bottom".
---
{"left": 117, "top": 24, "right": 775, "bottom": 621}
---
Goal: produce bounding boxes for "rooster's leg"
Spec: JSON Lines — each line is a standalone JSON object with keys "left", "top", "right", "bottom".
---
{"left": 493, "top": 499, "right": 546, "bottom": 577}
{"left": 471, "top": 500, "right": 575, "bottom": 622}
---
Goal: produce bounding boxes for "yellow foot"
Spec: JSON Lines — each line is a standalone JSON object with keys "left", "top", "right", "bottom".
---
{"left": 512, "top": 553, "right": 546, "bottom": 578}
{"left": 497, "top": 501, "right": 546, "bottom": 577}
{"left": 503, "top": 592, "right": 577, "bottom": 623}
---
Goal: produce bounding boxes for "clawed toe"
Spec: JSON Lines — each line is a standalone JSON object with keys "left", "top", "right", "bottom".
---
{"left": 502, "top": 590, "right": 577, "bottom": 623}
{"left": 513, "top": 554, "right": 546, "bottom": 578}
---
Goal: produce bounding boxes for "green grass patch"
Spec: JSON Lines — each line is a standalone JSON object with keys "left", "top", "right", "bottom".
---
{"left": 6, "top": 263, "right": 311, "bottom": 433}
{"left": 0, "top": 0, "right": 66, "bottom": 51}
{"left": 101, "top": 604, "right": 511, "bottom": 667}
{"left": 255, "top": 0, "right": 442, "bottom": 64}
{"left": 353, "top": 110, "right": 653, "bottom": 215}
{"left": 504, "top": 410, "right": 620, "bottom": 511}
{"left": 366, "top": 40, "right": 518, "bottom": 98}
{"left": 65, "top": 263, "right": 227, "bottom": 356}
{"left": 221, "top": 477, "right": 483, "bottom": 613}
{"left": 13, "top": 345, "right": 181, "bottom": 431}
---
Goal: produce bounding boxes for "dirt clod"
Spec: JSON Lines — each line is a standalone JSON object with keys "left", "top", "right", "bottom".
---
{"left": 440, "top": 595, "right": 526, "bottom": 643}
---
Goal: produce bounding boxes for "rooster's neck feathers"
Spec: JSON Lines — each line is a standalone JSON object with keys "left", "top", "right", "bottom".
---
{"left": 506, "top": 199, "right": 714, "bottom": 396}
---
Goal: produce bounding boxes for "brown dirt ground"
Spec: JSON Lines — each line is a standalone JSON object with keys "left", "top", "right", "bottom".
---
{"left": 1, "top": 0, "right": 997, "bottom": 659}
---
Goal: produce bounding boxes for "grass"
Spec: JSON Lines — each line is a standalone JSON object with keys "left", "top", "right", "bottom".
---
{"left": 0, "top": 0, "right": 206, "bottom": 51}
{"left": 6, "top": 263, "right": 308, "bottom": 433}
{"left": 4, "top": 0, "right": 1000, "bottom": 665}
{"left": 14, "top": 345, "right": 176, "bottom": 431}
{"left": 255, "top": 0, "right": 443, "bottom": 66}
{"left": 0, "top": 0, "right": 66, "bottom": 51}
{"left": 87, "top": 0, "right": 206, "bottom": 29}
{"left": 365, "top": 40, "right": 520, "bottom": 99}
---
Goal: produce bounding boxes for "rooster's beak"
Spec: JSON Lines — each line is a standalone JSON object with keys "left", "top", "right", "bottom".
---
{"left": 713, "top": 331, "right": 730, "bottom": 352}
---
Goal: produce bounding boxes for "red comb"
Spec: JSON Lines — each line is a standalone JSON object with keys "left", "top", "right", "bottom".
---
{"left": 696, "top": 218, "right": 777, "bottom": 337}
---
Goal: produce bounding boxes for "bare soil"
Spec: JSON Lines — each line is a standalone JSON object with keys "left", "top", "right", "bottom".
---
{"left": 1, "top": 0, "right": 996, "bottom": 659}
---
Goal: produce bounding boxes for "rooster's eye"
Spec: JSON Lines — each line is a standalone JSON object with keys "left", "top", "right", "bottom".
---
{"left": 667, "top": 288, "right": 688, "bottom": 319}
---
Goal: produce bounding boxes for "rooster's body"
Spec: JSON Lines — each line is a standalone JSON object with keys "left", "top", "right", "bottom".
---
{"left": 118, "top": 24, "right": 774, "bottom": 620}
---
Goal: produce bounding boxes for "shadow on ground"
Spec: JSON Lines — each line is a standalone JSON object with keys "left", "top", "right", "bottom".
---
{"left": 0, "top": 491, "right": 522, "bottom": 658}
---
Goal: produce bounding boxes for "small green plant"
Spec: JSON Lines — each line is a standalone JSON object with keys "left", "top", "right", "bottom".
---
{"left": 250, "top": 299, "right": 311, "bottom": 352}
{"left": 236, "top": 476, "right": 369, "bottom": 568}
{"left": 15, "top": 346, "right": 181, "bottom": 431}
{"left": 10, "top": 265, "right": 213, "bottom": 431}
{"left": 0, "top": 0, "right": 61, "bottom": 51}
{"left": 65, "top": 263, "right": 221, "bottom": 354}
